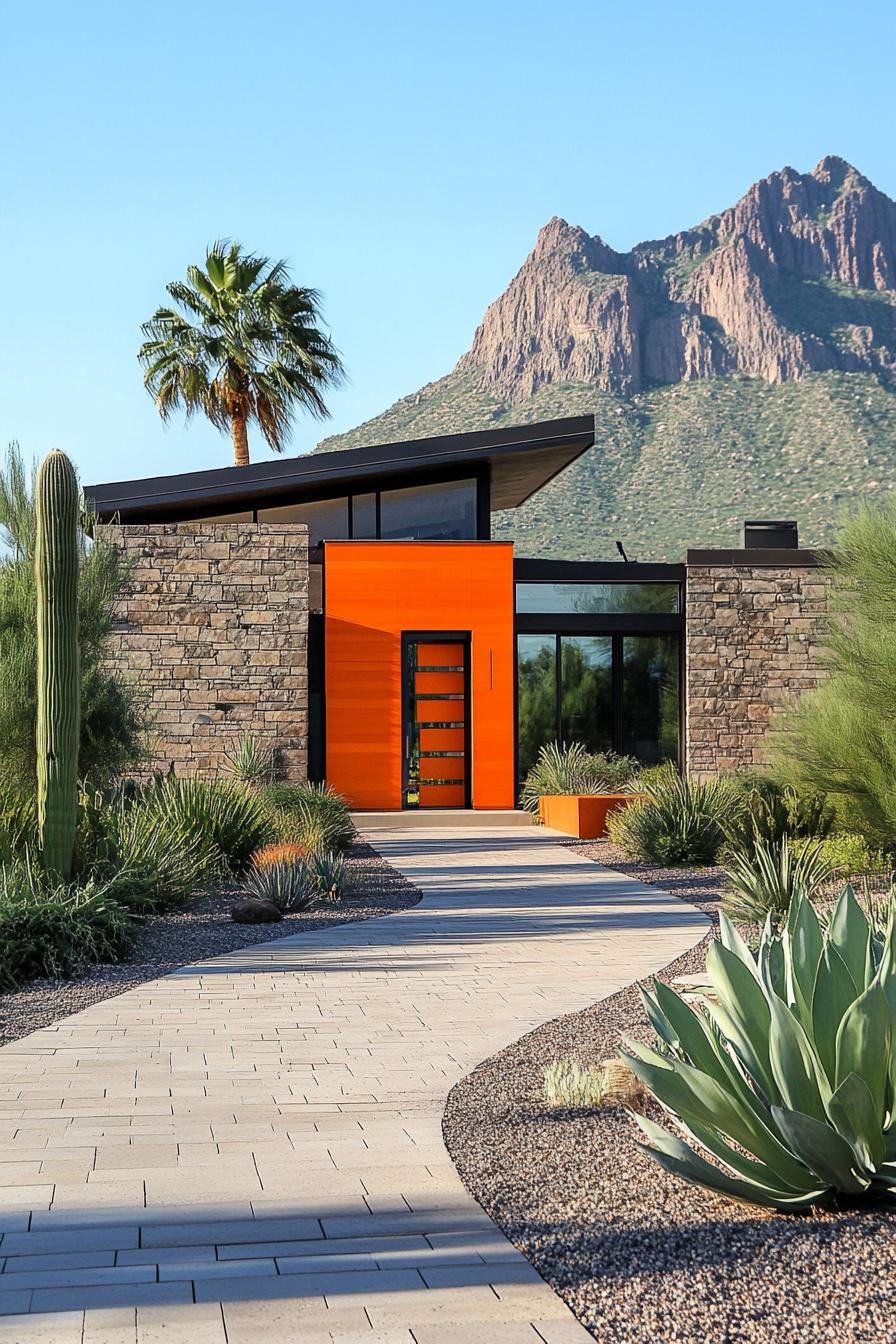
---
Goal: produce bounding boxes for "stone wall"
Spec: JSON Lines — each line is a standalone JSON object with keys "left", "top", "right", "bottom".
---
{"left": 685, "top": 559, "right": 829, "bottom": 777}
{"left": 104, "top": 522, "right": 309, "bottom": 779}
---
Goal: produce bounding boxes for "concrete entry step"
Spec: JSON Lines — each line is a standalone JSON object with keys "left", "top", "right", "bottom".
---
{"left": 351, "top": 808, "right": 535, "bottom": 829}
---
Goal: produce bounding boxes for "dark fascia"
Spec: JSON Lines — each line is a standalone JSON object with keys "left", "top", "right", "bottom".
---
{"left": 514, "top": 557, "right": 685, "bottom": 581}
{"left": 686, "top": 548, "right": 826, "bottom": 567}
{"left": 85, "top": 415, "right": 595, "bottom": 521}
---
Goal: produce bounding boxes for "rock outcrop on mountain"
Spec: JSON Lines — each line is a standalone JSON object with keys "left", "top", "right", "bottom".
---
{"left": 320, "top": 157, "right": 896, "bottom": 561}
{"left": 457, "top": 157, "right": 896, "bottom": 400}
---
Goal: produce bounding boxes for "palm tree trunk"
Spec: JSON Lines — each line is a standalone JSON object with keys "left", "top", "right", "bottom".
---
{"left": 232, "top": 413, "right": 250, "bottom": 467}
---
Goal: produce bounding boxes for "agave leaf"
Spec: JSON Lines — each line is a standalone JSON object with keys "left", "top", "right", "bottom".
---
{"left": 718, "top": 909, "right": 761, "bottom": 977}
{"left": 621, "top": 1051, "right": 812, "bottom": 1189}
{"left": 788, "top": 895, "right": 824, "bottom": 1025}
{"left": 652, "top": 979, "right": 792, "bottom": 1128}
{"left": 829, "top": 884, "right": 871, "bottom": 995}
{"left": 639, "top": 985, "right": 678, "bottom": 1051}
{"left": 835, "top": 980, "right": 892, "bottom": 1124}
{"left": 680, "top": 1114, "right": 810, "bottom": 1193}
{"left": 705, "top": 941, "right": 779, "bottom": 1101}
{"left": 827, "top": 1071, "right": 885, "bottom": 1171}
{"left": 812, "top": 943, "right": 863, "bottom": 1083}
{"left": 632, "top": 1113, "right": 826, "bottom": 1211}
{"left": 768, "top": 996, "right": 831, "bottom": 1121}
{"left": 770, "top": 1105, "right": 868, "bottom": 1193}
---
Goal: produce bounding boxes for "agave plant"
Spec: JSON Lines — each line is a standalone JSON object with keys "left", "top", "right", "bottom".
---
{"left": 624, "top": 886, "right": 896, "bottom": 1211}
{"left": 242, "top": 859, "right": 312, "bottom": 912}
{"left": 607, "top": 763, "right": 739, "bottom": 866}
{"left": 519, "top": 741, "right": 640, "bottom": 814}
{"left": 223, "top": 735, "right": 276, "bottom": 787}
{"left": 723, "top": 837, "right": 833, "bottom": 925}
{"left": 303, "top": 848, "right": 352, "bottom": 902}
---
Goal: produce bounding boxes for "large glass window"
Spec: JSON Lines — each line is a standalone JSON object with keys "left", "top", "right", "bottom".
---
{"left": 621, "top": 635, "right": 680, "bottom": 765}
{"left": 560, "top": 637, "right": 613, "bottom": 754}
{"left": 257, "top": 497, "right": 349, "bottom": 547}
{"left": 517, "top": 631, "right": 680, "bottom": 778}
{"left": 379, "top": 479, "right": 477, "bottom": 541}
{"left": 351, "top": 493, "right": 377, "bottom": 538}
{"left": 516, "top": 582, "right": 680, "bottom": 614}
{"left": 517, "top": 635, "right": 556, "bottom": 779}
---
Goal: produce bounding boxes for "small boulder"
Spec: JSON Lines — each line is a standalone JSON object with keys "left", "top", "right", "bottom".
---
{"left": 231, "top": 899, "right": 282, "bottom": 924}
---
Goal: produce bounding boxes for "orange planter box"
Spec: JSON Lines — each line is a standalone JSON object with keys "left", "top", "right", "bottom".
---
{"left": 539, "top": 793, "right": 645, "bottom": 839}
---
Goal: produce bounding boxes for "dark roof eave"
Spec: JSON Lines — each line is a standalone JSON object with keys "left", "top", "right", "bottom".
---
{"left": 84, "top": 415, "right": 594, "bottom": 520}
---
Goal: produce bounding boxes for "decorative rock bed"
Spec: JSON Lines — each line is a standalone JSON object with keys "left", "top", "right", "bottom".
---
{"left": 0, "top": 840, "right": 420, "bottom": 1047}
{"left": 443, "top": 840, "right": 896, "bottom": 1343}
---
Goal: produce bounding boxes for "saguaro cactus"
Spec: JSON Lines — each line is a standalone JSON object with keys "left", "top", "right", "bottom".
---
{"left": 35, "top": 450, "right": 81, "bottom": 879}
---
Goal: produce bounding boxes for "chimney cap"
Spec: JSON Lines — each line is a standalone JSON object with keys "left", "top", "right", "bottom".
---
{"left": 744, "top": 520, "right": 799, "bottom": 549}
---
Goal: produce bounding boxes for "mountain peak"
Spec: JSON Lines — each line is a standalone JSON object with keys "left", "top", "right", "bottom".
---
{"left": 811, "top": 154, "right": 865, "bottom": 187}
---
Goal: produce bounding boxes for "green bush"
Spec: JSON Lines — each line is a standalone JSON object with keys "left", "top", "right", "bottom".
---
{"left": 792, "top": 831, "right": 891, "bottom": 879}
{"left": 723, "top": 838, "right": 832, "bottom": 925}
{"left": 0, "top": 857, "right": 135, "bottom": 991}
{"left": 266, "top": 781, "right": 355, "bottom": 853}
{"left": 607, "top": 763, "right": 738, "bottom": 866}
{"left": 721, "top": 774, "right": 833, "bottom": 860}
{"left": 94, "top": 798, "right": 211, "bottom": 912}
{"left": 148, "top": 776, "right": 273, "bottom": 875}
{"left": 519, "top": 741, "right": 640, "bottom": 815}
{"left": 241, "top": 860, "right": 313, "bottom": 912}
{"left": 771, "top": 500, "right": 896, "bottom": 847}
{"left": 626, "top": 886, "right": 896, "bottom": 1211}
{"left": 0, "top": 444, "right": 148, "bottom": 797}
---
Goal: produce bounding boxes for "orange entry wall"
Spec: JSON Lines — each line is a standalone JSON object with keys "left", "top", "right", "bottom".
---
{"left": 324, "top": 541, "right": 515, "bottom": 810}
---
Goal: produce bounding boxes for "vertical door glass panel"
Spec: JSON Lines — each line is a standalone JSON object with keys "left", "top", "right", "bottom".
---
{"left": 517, "top": 635, "right": 557, "bottom": 781}
{"left": 257, "top": 497, "right": 349, "bottom": 547}
{"left": 380, "top": 479, "right": 477, "bottom": 540}
{"left": 560, "top": 636, "right": 613, "bottom": 755}
{"left": 621, "top": 635, "right": 680, "bottom": 764}
{"left": 351, "top": 493, "right": 377, "bottom": 538}
{"left": 405, "top": 640, "right": 467, "bottom": 808}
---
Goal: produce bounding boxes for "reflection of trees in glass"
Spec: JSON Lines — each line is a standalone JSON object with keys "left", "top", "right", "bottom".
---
{"left": 622, "top": 636, "right": 679, "bottom": 764}
{"left": 516, "top": 582, "right": 680, "bottom": 615}
{"left": 517, "top": 636, "right": 555, "bottom": 778}
{"left": 561, "top": 638, "right": 613, "bottom": 753}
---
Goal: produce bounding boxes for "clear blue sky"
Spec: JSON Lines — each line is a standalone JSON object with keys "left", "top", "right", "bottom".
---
{"left": 1, "top": 0, "right": 892, "bottom": 488}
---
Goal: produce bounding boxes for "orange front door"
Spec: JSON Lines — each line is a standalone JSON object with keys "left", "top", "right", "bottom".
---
{"left": 403, "top": 637, "right": 469, "bottom": 808}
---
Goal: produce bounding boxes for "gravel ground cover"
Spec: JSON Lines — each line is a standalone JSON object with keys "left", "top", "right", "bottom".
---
{"left": 0, "top": 840, "right": 420, "bottom": 1047}
{"left": 443, "top": 838, "right": 896, "bottom": 1344}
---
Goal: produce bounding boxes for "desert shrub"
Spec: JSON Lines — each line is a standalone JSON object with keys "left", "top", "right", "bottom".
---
{"left": 792, "top": 831, "right": 891, "bottom": 879}
{"left": 224, "top": 735, "right": 276, "bottom": 787}
{"left": 303, "top": 849, "right": 352, "bottom": 902}
{"left": 771, "top": 501, "right": 896, "bottom": 848}
{"left": 607, "top": 763, "right": 738, "bottom": 866}
{"left": 722, "top": 774, "right": 834, "bottom": 860}
{"left": 520, "top": 741, "right": 640, "bottom": 814}
{"left": 266, "top": 781, "right": 355, "bottom": 853}
{"left": 93, "top": 798, "right": 211, "bottom": 912}
{"left": 252, "top": 842, "right": 307, "bottom": 869}
{"left": 543, "top": 1057, "right": 647, "bottom": 1111}
{"left": 0, "top": 444, "right": 148, "bottom": 796}
{"left": 0, "top": 857, "right": 135, "bottom": 991}
{"left": 627, "top": 887, "right": 896, "bottom": 1211}
{"left": 722, "top": 837, "right": 832, "bottom": 925}
{"left": 148, "top": 776, "right": 273, "bottom": 874}
{"left": 241, "top": 860, "right": 313, "bottom": 912}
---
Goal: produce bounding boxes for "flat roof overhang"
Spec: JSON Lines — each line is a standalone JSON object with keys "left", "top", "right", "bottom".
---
{"left": 85, "top": 415, "right": 595, "bottom": 522}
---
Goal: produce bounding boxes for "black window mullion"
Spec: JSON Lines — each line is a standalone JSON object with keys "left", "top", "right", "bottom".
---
{"left": 556, "top": 634, "right": 563, "bottom": 745}
{"left": 612, "top": 632, "right": 624, "bottom": 756}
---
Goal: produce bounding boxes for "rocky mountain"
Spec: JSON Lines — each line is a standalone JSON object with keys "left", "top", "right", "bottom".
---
{"left": 320, "top": 157, "right": 896, "bottom": 560}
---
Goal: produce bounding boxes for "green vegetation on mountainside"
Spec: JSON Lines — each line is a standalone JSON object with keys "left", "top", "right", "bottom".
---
{"left": 319, "top": 370, "right": 896, "bottom": 560}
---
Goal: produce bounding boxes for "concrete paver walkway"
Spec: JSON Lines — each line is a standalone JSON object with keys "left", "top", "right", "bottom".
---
{"left": 0, "top": 827, "right": 707, "bottom": 1342}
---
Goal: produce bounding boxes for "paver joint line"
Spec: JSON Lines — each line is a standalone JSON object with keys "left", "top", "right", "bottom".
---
{"left": 0, "top": 825, "right": 704, "bottom": 1339}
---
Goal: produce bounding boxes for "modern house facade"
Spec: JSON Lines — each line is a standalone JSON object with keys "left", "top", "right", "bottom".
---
{"left": 88, "top": 415, "right": 828, "bottom": 809}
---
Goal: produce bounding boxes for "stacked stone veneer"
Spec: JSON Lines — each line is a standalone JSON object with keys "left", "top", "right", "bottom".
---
{"left": 686, "top": 560, "right": 829, "bottom": 777}
{"left": 104, "top": 522, "right": 309, "bottom": 778}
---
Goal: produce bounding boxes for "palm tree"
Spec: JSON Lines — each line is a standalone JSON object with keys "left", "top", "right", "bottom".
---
{"left": 139, "top": 241, "right": 344, "bottom": 467}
